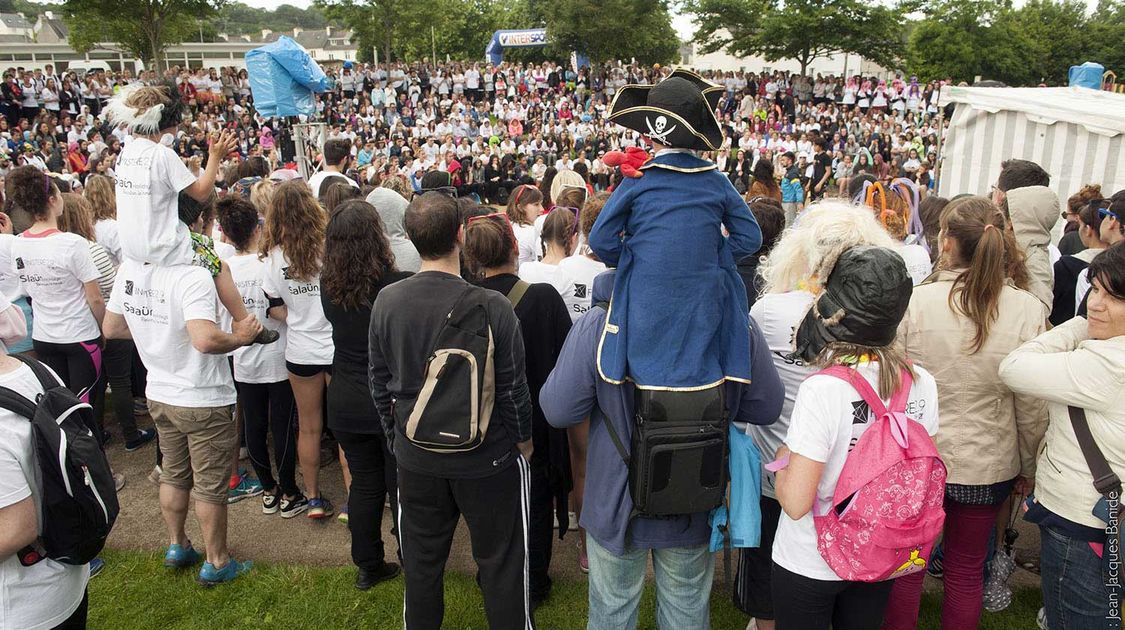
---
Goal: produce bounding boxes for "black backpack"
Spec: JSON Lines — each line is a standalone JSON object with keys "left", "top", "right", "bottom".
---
{"left": 3, "top": 355, "right": 118, "bottom": 566}
{"left": 593, "top": 301, "right": 730, "bottom": 517}
{"left": 394, "top": 287, "right": 496, "bottom": 453}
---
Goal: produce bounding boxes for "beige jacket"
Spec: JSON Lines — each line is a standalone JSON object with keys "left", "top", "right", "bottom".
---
{"left": 898, "top": 270, "right": 1049, "bottom": 485}
{"left": 1000, "top": 317, "right": 1125, "bottom": 529}
{"left": 1006, "top": 185, "right": 1059, "bottom": 308}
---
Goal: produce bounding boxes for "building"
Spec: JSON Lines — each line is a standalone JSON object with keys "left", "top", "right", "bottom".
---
{"left": 0, "top": 13, "right": 32, "bottom": 40}
{"left": 678, "top": 33, "right": 891, "bottom": 78}
{"left": 33, "top": 12, "right": 69, "bottom": 44}
{"left": 0, "top": 25, "right": 357, "bottom": 73}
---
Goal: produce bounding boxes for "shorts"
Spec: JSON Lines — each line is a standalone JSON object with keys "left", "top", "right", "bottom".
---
{"left": 190, "top": 232, "right": 222, "bottom": 278}
{"left": 149, "top": 400, "right": 237, "bottom": 505}
{"left": 733, "top": 495, "right": 782, "bottom": 619}
{"left": 286, "top": 361, "right": 332, "bottom": 378}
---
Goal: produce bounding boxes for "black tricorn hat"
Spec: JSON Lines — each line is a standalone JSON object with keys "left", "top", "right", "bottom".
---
{"left": 608, "top": 69, "right": 724, "bottom": 152}
{"left": 793, "top": 246, "right": 913, "bottom": 363}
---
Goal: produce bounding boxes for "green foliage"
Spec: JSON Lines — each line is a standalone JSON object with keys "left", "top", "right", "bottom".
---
{"left": 684, "top": 0, "right": 905, "bottom": 75}
{"left": 212, "top": 3, "right": 329, "bottom": 38}
{"left": 908, "top": 0, "right": 1125, "bottom": 85}
{"left": 542, "top": 0, "right": 680, "bottom": 66}
{"left": 62, "top": 0, "right": 222, "bottom": 71}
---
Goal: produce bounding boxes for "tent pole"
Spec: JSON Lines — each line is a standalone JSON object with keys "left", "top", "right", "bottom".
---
{"left": 933, "top": 106, "right": 945, "bottom": 195}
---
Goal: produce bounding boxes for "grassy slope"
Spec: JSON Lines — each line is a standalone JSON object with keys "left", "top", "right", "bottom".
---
{"left": 88, "top": 549, "right": 1041, "bottom": 629}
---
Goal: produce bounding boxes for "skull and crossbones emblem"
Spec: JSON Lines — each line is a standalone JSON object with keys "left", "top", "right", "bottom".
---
{"left": 645, "top": 115, "right": 676, "bottom": 143}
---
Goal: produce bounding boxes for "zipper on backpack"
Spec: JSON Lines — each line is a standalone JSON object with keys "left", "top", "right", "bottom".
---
{"left": 83, "top": 466, "right": 110, "bottom": 523}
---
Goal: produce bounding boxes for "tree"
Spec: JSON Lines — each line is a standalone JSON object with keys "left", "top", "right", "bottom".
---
{"left": 62, "top": 0, "right": 224, "bottom": 73}
{"left": 316, "top": 0, "right": 444, "bottom": 63}
{"left": 1010, "top": 0, "right": 1088, "bottom": 84}
{"left": 906, "top": 0, "right": 1039, "bottom": 85}
{"left": 542, "top": 0, "right": 680, "bottom": 66}
{"left": 684, "top": 0, "right": 905, "bottom": 76}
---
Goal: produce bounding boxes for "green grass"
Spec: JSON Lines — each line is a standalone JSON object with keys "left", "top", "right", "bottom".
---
{"left": 88, "top": 549, "right": 1042, "bottom": 629}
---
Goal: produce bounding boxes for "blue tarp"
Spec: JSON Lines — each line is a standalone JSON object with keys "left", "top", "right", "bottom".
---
{"left": 246, "top": 36, "right": 331, "bottom": 118}
{"left": 1068, "top": 62, "right": 1105, "bottom": 90}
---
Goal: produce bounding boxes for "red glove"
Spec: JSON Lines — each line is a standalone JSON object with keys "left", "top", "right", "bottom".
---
{"left": 604, "top": 146, "right": 651, "bottom": 178}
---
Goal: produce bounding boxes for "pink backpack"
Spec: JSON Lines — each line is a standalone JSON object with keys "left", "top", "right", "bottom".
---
{"left": 813, "top": 365, "right": 947, "bottom": 582}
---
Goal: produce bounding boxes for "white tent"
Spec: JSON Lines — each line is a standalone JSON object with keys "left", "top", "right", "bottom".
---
{"left": 938, "top": 86, "right": 1125, "bottom": 202}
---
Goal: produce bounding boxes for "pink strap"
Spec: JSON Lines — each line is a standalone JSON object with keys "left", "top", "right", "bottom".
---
{"left": 765, "top": 455, "right": 790, "bottom": 472}
{"left": 817, "top": 365, "right": 915, "bottom": 449}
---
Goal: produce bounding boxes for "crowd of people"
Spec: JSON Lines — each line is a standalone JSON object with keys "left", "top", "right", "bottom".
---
{"left": 0, "top": 57, "right": 1122, "bottom": 630}
{"left": 0, "top": 59, "right": 943, "bottom": 207}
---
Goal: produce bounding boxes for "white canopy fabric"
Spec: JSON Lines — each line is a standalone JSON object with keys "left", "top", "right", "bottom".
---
{"left": 937, "top": 85, "right": 1125, "bottom": 203}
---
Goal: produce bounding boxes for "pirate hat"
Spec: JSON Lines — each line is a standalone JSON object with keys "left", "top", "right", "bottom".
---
{"left": 608, "top": 69, "right": 724, "bottom": 151}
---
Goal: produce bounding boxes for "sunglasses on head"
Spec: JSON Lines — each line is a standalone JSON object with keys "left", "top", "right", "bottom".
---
{"left": 467, "top": 211, "right": 519, "bottom": 253}
{"left": 1098, "top": 206, "right": 1119, "bottom": 222}
{"left": 553, "top": 206, "right": 581, "bottom": 236}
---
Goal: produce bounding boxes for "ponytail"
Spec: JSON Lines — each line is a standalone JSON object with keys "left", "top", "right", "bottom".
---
{"left": 940, "top": 196, "right": 1028, "bottom": 353}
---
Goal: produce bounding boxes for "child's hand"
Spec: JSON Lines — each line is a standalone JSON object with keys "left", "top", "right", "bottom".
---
{"left": 208, "top": 130, "right": 237, "bottom": 161}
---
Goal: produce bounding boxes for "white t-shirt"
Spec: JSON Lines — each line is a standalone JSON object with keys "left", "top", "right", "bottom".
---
{"left": 897, "top": 243, "right": 933, "bottom": 286}
{"left": 107, "top": 261, "right": 236, "bottom": 407}
{"left": 748, "top": 291, "right": 816, "bottom": 498}
{"left": 93, "top": 218, "right": 121, "bottom": 266}
{"left": 12, "top": 231, "right": 100, "bottom": 344}
{"left": 519, "top": 261, "right": 575, "bottom": 305}
{"left": 227, "top": 254, "right": 287, "bottom": 384}
{"left": 306, "top": 171, "right": 357, "bottom": 200}
{"left": 0, "top": 362, "right": 88, "bottom": 630}
{"left": 115, "top": 137, "right": 196, "bottom": 266}
{"left": 557, "top": 254, "right": 607, "bottom": 322}
{"left": 260, "top": 246, "right": 334, "bottom": 365}
{"left": 772, "top": 362, "right": 939, "bottom": 581}
{"left": 513, "top": 222, "right": 539, "bottom": 265}
{"left": 0, "top": 234, "right": 19, "bottom": 300}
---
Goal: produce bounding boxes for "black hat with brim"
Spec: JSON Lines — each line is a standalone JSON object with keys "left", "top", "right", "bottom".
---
{"left": 793, "top": 246, "right": 913, "bottom": 363}
{"left": 608, "top": 69, "right": 725, "bottom": 152}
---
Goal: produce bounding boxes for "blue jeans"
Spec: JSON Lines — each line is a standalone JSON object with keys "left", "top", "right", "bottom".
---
{"left": 586, "top": 533, "right": 714, "bottom": 630}
{"left": 1039, "top": 525, "right": 1122, "bottom": 630}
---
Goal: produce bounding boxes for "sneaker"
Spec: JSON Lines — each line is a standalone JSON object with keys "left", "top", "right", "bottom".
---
{"left": 148, "top": 465, "right": 162, "bottom": 485}
{"left": 197, "top": 557, "right": 253, "bottom": 586}
{"left": 114, "top": 472, "right": 126, "bottom": 492}
{"left": 578, "top": 541, "right": 589, "bottom": 574}
{"left": 253, "top": 327, "right": 280, "bottom": 345}
{"left": 227, "top": 474, "right": 263, "bottom": 504}
{"left": 164, "top": 543, "right": 203, "bottom": 568}
{"left": 355, "top": 562, "right": 400, "bottom": 590}
{"left": 338, "top": 504, "right": 349, "bottom": 525}
{"left": 262, "top": 491, "right": 280, "bottom": 515}
{"left": 89, "top": 557, "right": 105, "bottom": 578}
{"left": 280, "top": 494, "right": 309, "bottom": 519}
{"left": 1037, "top": 607, "right": 1049, "bottom": 630}
{"left": 307, "top": 497, "right": 335, "bottom": 519}
{"left": 125, "top": 428, "right": 157, "bottom": 452}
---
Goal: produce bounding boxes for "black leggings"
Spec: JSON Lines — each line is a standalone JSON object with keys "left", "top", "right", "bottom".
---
{"left": 91, "top": 338, "right": 140, "bottom": 441}
{"left": 33, "top": 338, "right": 101, "bottom": 404}
{"left": 772, "top": 562, "right": 894, "bottom": 630}
{"left": 235, "top": 379, "right": 299, "bottom": 497}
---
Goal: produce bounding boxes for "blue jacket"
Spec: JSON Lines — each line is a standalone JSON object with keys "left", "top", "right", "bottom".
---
{"left": 781, "top": 165, "right": 804, "bottom": 203}
{"left": 540, "top": 270, "right": 783, "bottom": 556}
{"left": 589, "top": 151, "right": 762, "bottom": 389}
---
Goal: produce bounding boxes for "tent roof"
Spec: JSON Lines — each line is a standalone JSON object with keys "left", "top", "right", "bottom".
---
{"left": 940, "top": 85, "right": 1125, "bottom": 137}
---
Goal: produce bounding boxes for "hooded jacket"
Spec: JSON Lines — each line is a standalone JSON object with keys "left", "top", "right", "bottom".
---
{"left": 1006, "top": 185, "right": 1059, "bottom": 308}
{"left": 366, "top": 188, "right": 421, "bottom": 273}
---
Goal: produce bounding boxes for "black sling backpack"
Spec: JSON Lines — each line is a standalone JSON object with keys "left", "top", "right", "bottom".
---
{"left": 592, "top": 301, "right": 730, "bottom": 517}
{"left": 395, "top": 287, "right": 496, "bottom": 453}
{"left": 4, "top": 354, "right": 118, "bottom": 566}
